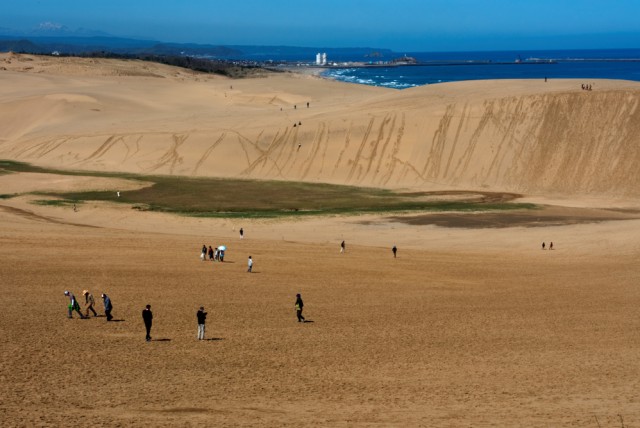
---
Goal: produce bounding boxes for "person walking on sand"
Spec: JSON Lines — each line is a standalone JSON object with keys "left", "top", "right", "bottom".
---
{"left": 392, "top": 245, "right": 397, "bottom": 258}
{"left": 295, "top": 294, "right": 305, "bottom": 322}
{"left": 542, "top": 242, "right": 546, "bottom": 250}
{"left": 197, "top": 306, "right": 207, "bottom": 340}
{"left": 549, "top": 242, "right": 554, "bottom": 250}
{"left": 340, "top": 240, "right": 345, "bottom": 254}
{"left": 239, "top": 227, "right": 244, "bottom": 240}
{"left": 247, "top": 256, "right": 253, "bottom": 273}
{"left": 208, "top": 246, "right": 214, "bottom": 261}
{"left": 201, "top": 245, "right": 207, "bottom": 261}
{"left": 142, "top": 305, "right": 153, "bottom": 342}
{"left": 83, "top": 290, "right": 98, "bottom": 317}
{"left": 102, "top": 293, "right": 113, "bottom": 321}
{"left": 64, "top": 291, "right": 85, "bottom": 319}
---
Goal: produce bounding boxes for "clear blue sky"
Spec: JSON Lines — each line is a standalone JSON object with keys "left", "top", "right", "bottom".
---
{"left": 2, "top": 0, "right": 640, "bottom": 51}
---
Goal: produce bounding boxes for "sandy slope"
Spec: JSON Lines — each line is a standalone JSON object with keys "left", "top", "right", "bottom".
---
{"left": 2, "top": 53, "right": 640, "bottom": 204}
{"left": 1, "top": 54, "right": 640, "bottom": 426}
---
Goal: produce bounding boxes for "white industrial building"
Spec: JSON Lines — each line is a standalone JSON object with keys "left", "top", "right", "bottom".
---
{"left": 315, "top": 52, "right": 327, "bottom": 66}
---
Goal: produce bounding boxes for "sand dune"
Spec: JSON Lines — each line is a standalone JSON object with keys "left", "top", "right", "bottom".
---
{"left": 3, "top": 54, "right": 640, "bottom": 426}
{"left": 3, "top": 53, "right": 640, "bottom": 203}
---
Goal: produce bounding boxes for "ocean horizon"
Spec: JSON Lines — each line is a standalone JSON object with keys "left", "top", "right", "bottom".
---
{"left": 318, "top": 48, "right": 640, "bottom": 89}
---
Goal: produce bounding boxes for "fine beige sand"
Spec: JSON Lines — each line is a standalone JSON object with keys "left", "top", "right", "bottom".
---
{"left": 2, "top": 53, "right": 640, "bottom": 426}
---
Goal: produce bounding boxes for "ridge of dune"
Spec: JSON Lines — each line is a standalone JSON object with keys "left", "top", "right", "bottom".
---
{"left": 2, "top": 53, "right": 640, "bottom": 203}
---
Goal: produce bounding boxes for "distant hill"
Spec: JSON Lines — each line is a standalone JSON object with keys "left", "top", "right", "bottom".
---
{"left": 0, "top": 33, "right": 396, "bottom": 61}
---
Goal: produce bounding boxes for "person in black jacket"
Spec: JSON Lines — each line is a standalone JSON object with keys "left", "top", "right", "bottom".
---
{"left": 197, "top": 306, "right": 207, "bottom": 340}
{"left": 102, "top": 293, "right": 113, "bottom": 321}
{"left": 295, "top": 294, "right": 305, "bottom": 323}
{"left": 142, "top": 305, "right": 153, "bottom": 342}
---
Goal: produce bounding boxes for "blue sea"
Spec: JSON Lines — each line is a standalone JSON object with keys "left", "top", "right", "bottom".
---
{"left": 320, "top": 49, "right": 640, "bottom": 89}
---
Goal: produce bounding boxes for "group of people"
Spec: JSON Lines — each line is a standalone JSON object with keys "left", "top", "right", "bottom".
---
{"left": 201, "top": 244, "right": 225, "bottom": 262}
{"left": 581, "top": 84, "right": 593, "bottom": 91}
{"left": 64, "top": 293, "right": 306, "bottom": 341}
{"left": 541, "top": 241, "right": 554, "bottom": 250}
{"left": 64, "top": 290, "right": 113, "bottom": 321}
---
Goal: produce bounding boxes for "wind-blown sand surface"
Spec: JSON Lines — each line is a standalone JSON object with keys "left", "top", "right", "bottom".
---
{"left": 1, "top": 53, "right": 640, "bottom": 426}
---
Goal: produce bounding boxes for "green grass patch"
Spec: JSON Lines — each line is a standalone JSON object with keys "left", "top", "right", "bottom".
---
{"left": 31, "top": 199, "right": 80, "bottom": 207}
{"left": 0, "top": 194, "right": 16, "bottom": 199}
{"left": 1, "top": 159, "right": 537, "bottom": 218}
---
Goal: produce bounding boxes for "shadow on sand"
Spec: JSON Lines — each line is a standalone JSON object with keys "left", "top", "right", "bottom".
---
{"left": 203, "top": 338, "right": 224, "bottom": 341}
{"left": 302, "top": 320, "right": 314, "bottom": 323}
{"left": 108, "top": 319, "right": 125, "bottom": 322}
{"left": 152, "top": 338, "right": 172, "bottom": 342}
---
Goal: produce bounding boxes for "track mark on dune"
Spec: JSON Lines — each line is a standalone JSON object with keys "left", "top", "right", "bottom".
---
{"left": 361, "top": 114, "right": 392, "bottom": 182}
{"left": 82, "top": 135, "right": 124, "bottom": 163}
{"left": 301, "top": 122, "right": 327, "bottom": 180}
{"left": 442, "top": 103, "right": 468, "bottom": 180}
{"left": 145, "top": 134, "right": 187, "bottom": 174}
{"left": 333, "top": 122, "right": 353, "bottom": 176}
{"left": 122, "top": 135, "right": 143, "bottom": 163}
{"left": 381, "top": 113, "right": 405, "bottom": 186}
{"left": 239, "top": 129, "right": 288, "bottom": 177}
{"left": 372, "top": 114, "right": 397, "bottom": 184}
{"left": 0, "top": 204, "right": 99, "bottom": 228}
{"left": 423, "top": 105, "right": 455, "bottom": 179}
{"left": 13, "top": 137, "right": 69, "bottom": 159}
{"left": 192, "top": 133, "right": 226, "bottom": 175}
{"left": 346, "top": 117, "right": 375, "bottom": 183}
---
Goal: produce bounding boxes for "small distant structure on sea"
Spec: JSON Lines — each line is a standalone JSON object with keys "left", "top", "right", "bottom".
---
{"left": 315, "top": 52, "right": 327, "bottom": 66}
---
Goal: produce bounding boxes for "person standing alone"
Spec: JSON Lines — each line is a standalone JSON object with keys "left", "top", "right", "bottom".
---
{"left": 247, "top": 256, "right": 253, "bottom": 272}
{"left": 197, "top": 306, "right": 207, "bottom": 340}
{"left": 295, "top": 293, "right": 305, "bottom": 322}
{"left": 392, "top": 245, "right": 397, "bottom": 258}
{"left": 239, "top": 227, "right": 244, "bottom": 240}
{"left": 340, "top": 240, "right": 345, "bottom": 254}
{"left": 142, "top": 305, "right": 153, "bottom": 342}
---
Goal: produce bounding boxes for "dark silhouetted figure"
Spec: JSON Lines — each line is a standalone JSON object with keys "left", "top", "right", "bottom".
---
{"left": 549, "top": 242, "right": 554, "bottom": 250}
{"left": 197, "top": 306, "right": 207, "bottom": 340}
{"left": 307, "top": 102, "right": 309, "bottom": 108}
{"left": 239, "top": 227, "right": 244, "bottom": 240}
{"left": 143, "top": 305, "right": 153, "bottom": 342}
{"left": 392, "top": 245, "right": 397, "bottom": 258}
{"left": 102, "top": 293, "right": 113, "bottom": 321}
{"left": 295, "top": 294, "right": 305, "bottom": 322}
{"left": 340, "top": 240, "right": 345, "bottom": 254}
{"left": 542, "top": 242, "right": 546, "bottom": 250}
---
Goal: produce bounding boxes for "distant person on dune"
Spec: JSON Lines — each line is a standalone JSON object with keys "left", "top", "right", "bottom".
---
{"left": 102, "top": 293, "right": 113, "bottom": 321}
{"left": 340, "top": 240, "right": 345, "bottom": 254}
{"left": 142, "top": 305, "right": 153, "bottom": 342}
{"left": 197, "top": 306, "right": 207, "bottom": 340}
{"left": 549, "top": 242, "right": 554, "bottom": 250}
{"left": 208, "top": 246, "right": 214, "bottom": 261}
{"left": 392, "top": 245, "right": 397, "bottom": 258}
{"left": 295, "top": 294, "right": 305, "bottom": 322}
{"left": 542, "top": 242, "right": 546, "bottom": 250}
{"left": 201, "top": 245, "right": 207, "bottom": 261}
{"left": 239, "top": 228, "right": 244, "bottom": 240}
{"left": 64, "top": 291, "right": 85, "bottom": 319}
{"left": 83, "top": 290, "right": 98, "bottom": 317}
{"left": 247, "top": 256, "right": 253, "bottom": 273}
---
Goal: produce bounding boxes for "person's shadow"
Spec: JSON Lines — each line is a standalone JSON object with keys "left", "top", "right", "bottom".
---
{"left": 303, "top": 320, "right": 314, "bottom": 323}
{"left": 152, "top": 338, "right": 172, "bottom": 342}
{"left": 109, "top": 319, "right": 126, "bottom": 322}
{"left": 204, "top": 338, "right": 224, "bottom": 341}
